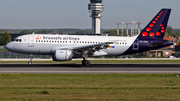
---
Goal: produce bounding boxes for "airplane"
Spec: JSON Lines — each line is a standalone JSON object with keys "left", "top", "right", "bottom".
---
{"left": 5, "top": 9, "right": 173, "bottom": 66}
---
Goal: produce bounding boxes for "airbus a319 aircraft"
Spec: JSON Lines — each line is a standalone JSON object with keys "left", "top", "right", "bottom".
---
{"left": 5, "top": 9, "right": 173, "bottom": 66}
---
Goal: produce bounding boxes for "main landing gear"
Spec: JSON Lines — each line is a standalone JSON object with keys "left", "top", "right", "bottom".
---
{"left": 82, "top": 58, "right": 90, "bottom": 66}
{"left": 28, "top": 54, "right": 33, "bottom": 65}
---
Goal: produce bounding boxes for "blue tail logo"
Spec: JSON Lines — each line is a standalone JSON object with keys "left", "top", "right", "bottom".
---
{"left": 137, "top": 9, "right": 171, "bottom": 40}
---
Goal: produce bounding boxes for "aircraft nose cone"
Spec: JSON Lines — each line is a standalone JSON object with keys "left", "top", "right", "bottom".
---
{"left": 5, "top": 43, "right": 9, "bottom": 50}
{"left": 5, "top": 43, "right": 12, "bottom": 51}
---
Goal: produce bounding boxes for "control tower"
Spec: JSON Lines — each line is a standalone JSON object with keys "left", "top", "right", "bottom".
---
{"left": 88, "top": 0, "right": 104, "bottom": 34}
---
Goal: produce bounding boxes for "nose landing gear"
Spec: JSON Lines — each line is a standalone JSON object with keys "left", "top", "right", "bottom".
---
{"left": 28, "top": 54, "right": 33, "bottom": 65}
{"left": 28, "top": 61, "right": 32, "bottom": 65}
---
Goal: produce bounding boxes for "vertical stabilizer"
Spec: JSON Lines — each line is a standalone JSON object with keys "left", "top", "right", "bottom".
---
{"left": 137, "top": 9, "right": 171, "bottom": 39}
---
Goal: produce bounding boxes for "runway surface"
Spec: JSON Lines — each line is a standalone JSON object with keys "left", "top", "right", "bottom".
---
{"left": 1, "top": 63, "right": 180, "bottom": 73}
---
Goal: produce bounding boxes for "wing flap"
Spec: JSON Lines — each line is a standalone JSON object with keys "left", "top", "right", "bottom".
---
{"left": 72, "top": 42, "right": 113, "bottom": 57}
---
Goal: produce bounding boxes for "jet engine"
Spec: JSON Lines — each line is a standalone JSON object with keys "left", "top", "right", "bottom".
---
{"left": 53, "top": 50, "right": 73, "bottom": 61}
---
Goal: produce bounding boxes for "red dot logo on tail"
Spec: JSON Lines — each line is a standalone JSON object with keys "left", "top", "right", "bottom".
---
{"left": 150, "top": 32, "right": 155, "bottom": 37}
{"left": 137, "top": 9, "right": 171, "bottom": 39}
{"left": 142, "top": 32, "right": 148, "bottom": 36}
{"left": 161, "top": 27, "right": 165, "bottom": 29}
{"left": 149, "top": 24, "right": 154, "bottom": 27}
{"left": 146, "top": 27, "right": 151, "bottom": 31}
{"left": 152, "top": 21, "right": 156, "bottom": 23}
{"left": 156, "top": 32, "right": 161, "bottom": 36}
{"left": 161, "top": 30, "right": 165, "bottom": 33}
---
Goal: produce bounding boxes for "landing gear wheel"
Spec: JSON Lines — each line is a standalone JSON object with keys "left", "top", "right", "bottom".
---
{"left": 28, "top": 61, "right": 32, "bottom": 65}
{"left": 82, "top": 60, "right": 85, "bottom": 65}
{"left": 28, "top": 54, "right": 33, "bottom": 65}
{"left": 82, "top": 60, "right": 90, "bottom": 66}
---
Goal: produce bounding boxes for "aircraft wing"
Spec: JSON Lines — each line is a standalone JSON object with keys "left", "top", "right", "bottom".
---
{"left": 73, "top": 42, "right": 113, "bottom": 50}
{"left": 71, "top": 42, "right": 113, "bottom": 57}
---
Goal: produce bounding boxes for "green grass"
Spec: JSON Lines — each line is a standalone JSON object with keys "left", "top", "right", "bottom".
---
{"left": 0, "top": 49, "right": 7, "bottom": 53}
{"left": 0, "top": 74, "right": 180, "bottom": 100}
{"left": 1, "top": 60, "right": 180, "bottom": 64}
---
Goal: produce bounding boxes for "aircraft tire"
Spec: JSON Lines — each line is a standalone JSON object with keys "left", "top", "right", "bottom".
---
{"left": 28, "top": 61, "right": 32, "bottom": 65}
{"left": 82, "top": 60, "right": 90, "bottom": 66}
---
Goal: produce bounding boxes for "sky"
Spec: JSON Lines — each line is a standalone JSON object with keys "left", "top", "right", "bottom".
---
{"left": 0, "top": 0, "right": 179, "bottom": 29}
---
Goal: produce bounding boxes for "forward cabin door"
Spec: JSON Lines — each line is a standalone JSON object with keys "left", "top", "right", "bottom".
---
{"left": 28, "top": 36, "right": 34, "bottom": 47}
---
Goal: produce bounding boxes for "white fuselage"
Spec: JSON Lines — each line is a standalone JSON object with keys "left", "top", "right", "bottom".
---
{"left": 6, "top": 34, "right": 137, "bottom": 56}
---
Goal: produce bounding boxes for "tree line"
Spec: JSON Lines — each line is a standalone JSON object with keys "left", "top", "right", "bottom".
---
{"left": 0, "top": 32, "right": 11, "bottom": 46}
{"left": 0, "top": 26, "right": 179, "bottom": 36}
{"left": 102, "top": 26, "right": 180, "bottom": 37}
{"left": 20, "top": 30, "right": 49, "bottom": 34}
{"left": 165, "top": 26, "right": 180, "bottom": 37}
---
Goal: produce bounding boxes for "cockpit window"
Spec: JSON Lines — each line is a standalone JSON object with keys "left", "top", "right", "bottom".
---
{"left": 14, "top": 38, "right": 22, "bottom": 42}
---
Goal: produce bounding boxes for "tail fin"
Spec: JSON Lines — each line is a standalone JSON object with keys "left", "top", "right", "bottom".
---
{"left": 137, "top": 9, "right": 171, "bottom": 39}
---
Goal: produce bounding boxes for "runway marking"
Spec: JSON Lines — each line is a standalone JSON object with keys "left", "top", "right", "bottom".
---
{"left": 0, "top": 71, "right": 180, "bottom": 73}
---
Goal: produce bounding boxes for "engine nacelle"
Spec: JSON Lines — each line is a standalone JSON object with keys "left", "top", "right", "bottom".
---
{"left": 53, "top": 50, "right": 73, "bottom": 61}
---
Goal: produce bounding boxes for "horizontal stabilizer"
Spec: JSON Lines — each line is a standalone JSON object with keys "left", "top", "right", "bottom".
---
{"left": 148, "top": 40, "right": 171, "bottom": 47}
